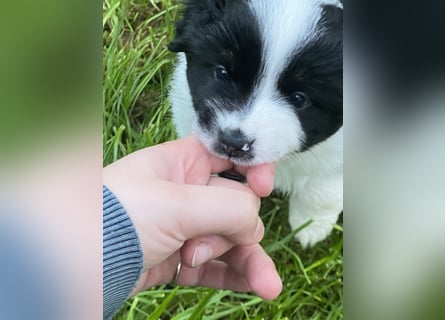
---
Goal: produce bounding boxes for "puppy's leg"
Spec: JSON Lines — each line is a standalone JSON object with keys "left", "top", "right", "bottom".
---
{"left": 288, "top": 172, "right": 343, "bottom": 247}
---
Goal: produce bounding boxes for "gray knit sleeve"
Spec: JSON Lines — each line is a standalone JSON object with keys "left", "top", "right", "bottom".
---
{"left": 103, "top": 186, "right": 143, "bottom": 320}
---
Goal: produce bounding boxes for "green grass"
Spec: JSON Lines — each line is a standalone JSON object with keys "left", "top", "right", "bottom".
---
{"left": 103, "top": 0, "right": 343, "bottom": 319}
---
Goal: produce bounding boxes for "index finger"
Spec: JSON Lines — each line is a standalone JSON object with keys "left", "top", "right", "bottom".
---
{"left": 153, "top": 136, "right": 234, "bottom": 183}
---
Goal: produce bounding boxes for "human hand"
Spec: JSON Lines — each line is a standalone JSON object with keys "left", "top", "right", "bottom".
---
{"left": 103, "top": 137, "right": 281, "bottom": 300}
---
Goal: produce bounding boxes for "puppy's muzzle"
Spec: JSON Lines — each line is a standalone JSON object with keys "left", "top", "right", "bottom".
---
{"left": 217, "top": 129, "right": 255, "bottom": 159}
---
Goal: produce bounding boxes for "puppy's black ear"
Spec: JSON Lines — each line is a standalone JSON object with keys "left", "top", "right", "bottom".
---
{"left": 168, "top": 36, "right": 187, "bottom": 53}
{"left": 168, "top": 0, "right": 230, "bottom": 53}
{"left": 168, "top": 6, "right": 190, "bottom": 53}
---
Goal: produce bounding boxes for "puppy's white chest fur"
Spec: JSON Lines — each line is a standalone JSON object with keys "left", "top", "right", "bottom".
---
{"left": 275, "top": 129, "right": 343, "bottom": 247}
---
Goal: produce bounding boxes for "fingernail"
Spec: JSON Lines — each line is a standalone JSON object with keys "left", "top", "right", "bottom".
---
{"left": 255, "top": 219, "right": 265, "bottom": 240}
{"left": 192, "top": 243, "right": 213, "bottom": 268}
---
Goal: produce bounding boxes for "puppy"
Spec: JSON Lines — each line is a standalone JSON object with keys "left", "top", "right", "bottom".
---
{"left": 168, "top": 0, "right": 343, "bottom": 247}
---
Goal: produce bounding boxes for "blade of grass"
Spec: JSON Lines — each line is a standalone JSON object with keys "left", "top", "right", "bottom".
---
{"left": 188, "top": 289, "right": 216, "bottom": 320}
{"left": 147, "top": 287, "right": 179, "bottom": 320}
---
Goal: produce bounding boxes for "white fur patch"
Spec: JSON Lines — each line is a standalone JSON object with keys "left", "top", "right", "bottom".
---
{"left": 169, "top": 53, "right": 195, "bottom": 138}
{"left": 213, "top": 92, "right": 304, "bottom": 165}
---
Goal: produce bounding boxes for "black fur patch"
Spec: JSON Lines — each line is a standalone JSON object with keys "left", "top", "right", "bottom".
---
{"left": 169, "top": 0, "right": 263, "bottom": 130}
{"left": 278, "top": 4, "right": 343, "bottom": 150}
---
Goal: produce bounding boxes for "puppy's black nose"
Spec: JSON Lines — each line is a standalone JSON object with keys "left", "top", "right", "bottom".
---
{"left": 219, "top": 129, "right": 254, "bottom": 157}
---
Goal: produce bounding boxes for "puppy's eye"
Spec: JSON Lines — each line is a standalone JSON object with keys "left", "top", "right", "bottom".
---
{"left": 291, "top": 92, "right": 309, "bottom": 109}
{"left": 214, "top": 65, "right": 230, "bottom": 80}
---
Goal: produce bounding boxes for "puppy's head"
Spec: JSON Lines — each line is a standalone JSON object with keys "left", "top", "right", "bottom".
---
{"left": 169, "top": 0, "right": 343, "bottom": 165}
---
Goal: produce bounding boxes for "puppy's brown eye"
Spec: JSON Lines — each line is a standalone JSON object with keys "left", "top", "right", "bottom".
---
{"left": 292, "top": 92, "right": 308, "bottom": 109}
{"left": 214, "top": 65, "right": 230, "bottom": 80}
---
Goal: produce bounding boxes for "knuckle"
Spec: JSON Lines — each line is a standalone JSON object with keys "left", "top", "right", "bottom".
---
{"left": 254, "top": 219, "right": 265, "bottom": 241}
{"left": 244, "top": 192, "right": 260, "bottom": 220}
{"left": 240, "top": 192, "right": 262, "bottom": 240}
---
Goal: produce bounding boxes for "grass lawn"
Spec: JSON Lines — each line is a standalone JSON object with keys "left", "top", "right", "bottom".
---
{"left": 103, "top": 0, "right": 343, "bottom": 319}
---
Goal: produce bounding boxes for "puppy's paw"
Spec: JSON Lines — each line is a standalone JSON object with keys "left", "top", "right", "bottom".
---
{"left": 293, "top": 218, "right": 336, "bottom": 248}
{"left": 288, "top": 190, "right": 342, "bottom": 247}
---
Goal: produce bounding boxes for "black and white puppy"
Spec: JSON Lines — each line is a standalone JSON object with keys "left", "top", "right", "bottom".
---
{"left": 168, "top": 0, "right": 343, "bottom": 247}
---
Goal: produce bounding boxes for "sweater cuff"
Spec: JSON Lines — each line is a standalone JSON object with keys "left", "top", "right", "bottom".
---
{"left": 103, "top": 186, "right": 143, "bottom": 320}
